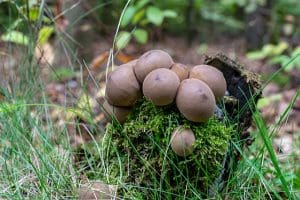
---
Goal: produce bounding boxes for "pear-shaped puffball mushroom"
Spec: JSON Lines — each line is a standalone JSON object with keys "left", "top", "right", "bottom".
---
{"left": 102, "top": 101, "right": 131, "bottom": 124}
{"left": 170, "top": 126, "right": 195, "bottom": 156}
{"left": 105, "top": 63, "right": 141, "bottom": 106}
{"left": 189, "top": 65, "right": 227, "bottom": 101}
{"left": 176, "top": 78, "right": 216, "bottom": 122}
{"left": 170, "top": 63, "right": 189, "bottom": 82}
{"left": 143, "top": 68, "right": 180, "bottom": 106}
{"left": 134, "top": 50, "right": 173, "bottom": 84}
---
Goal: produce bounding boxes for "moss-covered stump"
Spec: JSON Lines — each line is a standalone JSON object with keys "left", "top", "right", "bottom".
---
{"left": 96, "top": 54, "right": 261, "bottom": 199}
{"left": 102, "top": 98, "right": 234, "bottom": 199}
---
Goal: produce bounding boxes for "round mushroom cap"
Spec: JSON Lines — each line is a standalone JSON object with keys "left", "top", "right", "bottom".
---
{"left": 176, "top": 78, "right": 216, "bottom": 122}
{"left": 189, "top": 65, "right": 227, "bottom": 101}
{"left": 170, "top": 63, "right": 189, "bottom": 82}
{"left": 105, "top": 63, "right": 141, "bottom": 106}
{"left": 170, "top": 126, "right": 195, "bottom": 156}
{"left": 103, "top": 100, "right": 131, "bottom": 124}
{"left": 134, "top": 50, "right": 174, "bottom": 84}
{"left": 143, "top": 68, "right": 180, "bottom": 106}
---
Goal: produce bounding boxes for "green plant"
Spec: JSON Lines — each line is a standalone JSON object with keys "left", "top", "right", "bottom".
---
{"left": 246, "top": 41, "right": 289, "bottom": 60}
{"left": 0, "top": 10, "right": 77, "bottom": 198}
{"left": 269, "top": 46, "right": 300, "bottom": 71}
{"left": 270, "top": 0, "right": 300, "bottom": 41}
{"left": 50, "top": 67, "right": 76, "bottom": 82}
{"left": 0, "top": 1, "right": 54, "bottom": 46}
{"left": 247, "top": 42, "right": 300, "bottom": 71}
{"left": 116, "top": 0, "right": 177, "bottom": 50}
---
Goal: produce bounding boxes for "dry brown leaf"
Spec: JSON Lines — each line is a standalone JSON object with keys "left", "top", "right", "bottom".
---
{"left": 90, "top": 51, "right": 109, "bottom": 70}
{"left": 116, "top": 52, "right": 136, "bottom": 63}
{"left": 77, "top": 181, "right": 117, "bottom": 200}
{"left": 93, "top": 113, "right": 105, "bottom": 124}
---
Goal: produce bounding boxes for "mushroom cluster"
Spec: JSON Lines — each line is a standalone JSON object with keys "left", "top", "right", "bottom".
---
{"left": 104, "top": 50, "right": 227, "bottom": 156}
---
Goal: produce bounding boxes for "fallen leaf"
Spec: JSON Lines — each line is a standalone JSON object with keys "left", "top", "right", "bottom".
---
{"left": 77, "top": 181, "right": 117, "bottom": 200}
{"left": 116, "top": 51, "right": 136, "bottom": 63}
{"left": 90, "top": 51, "right": 109, "bottom": 70}
{"left": 93, "top": 113, "right": 105, "bottom": 124}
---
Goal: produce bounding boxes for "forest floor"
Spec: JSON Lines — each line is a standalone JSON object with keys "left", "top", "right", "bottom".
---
{"left": 1, "top": 30, "right": 299, "bottom": 198}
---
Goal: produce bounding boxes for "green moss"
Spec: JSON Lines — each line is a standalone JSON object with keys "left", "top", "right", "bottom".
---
{"left": 101, "top": 98, "right": 234, "bottom": 199}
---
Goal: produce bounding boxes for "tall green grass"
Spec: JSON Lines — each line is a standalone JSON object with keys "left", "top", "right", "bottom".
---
{"left": 0, "top": 1, "right": 77, "bottom": 199}
{"left": 0, "top": 44, "right": 77, "bottom": 200}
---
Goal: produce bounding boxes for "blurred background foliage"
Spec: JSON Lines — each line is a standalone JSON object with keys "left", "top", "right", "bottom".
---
{"left": 1, "top": 0, "right": 300, "bottom": 46}
{"left": 0, "top": 0, "right": 54, "bottom": 46}
{"left": 84, "top": 0, "right": 300, "bottom": 48}
{"left": 1, "top": 0, "right": 300, "bottom": 83}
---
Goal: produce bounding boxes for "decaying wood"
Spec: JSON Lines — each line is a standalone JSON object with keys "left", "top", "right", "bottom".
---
{"left": 205, "top": 53, "right": 261, "bottom": 133}
{"left": 205, "top": 54, "right": 262, "bottom": 195}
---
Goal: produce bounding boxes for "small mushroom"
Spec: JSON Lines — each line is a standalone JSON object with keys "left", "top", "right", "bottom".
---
{"left": 189, "top": 65, "right": 227, "bottom": 101}
{"left": 143, "top": 68, "right": 180, "bottom": 106}
{"left": 134, "top": 50, "right": 174, "bottom": 84}
{"left": 176, "top": 78, "right": 216, "bottom": 122}
{"left": 102, "top": 100, "right": 131, "bottom": 124}
{"left": 170, "top": 126, "right": 195, "bottom": 156}
{"left": 105, "top": 63, "right": 141, "bottom": 106}
{"left": 170, "top": 63, "right": 189, "bottom": 82}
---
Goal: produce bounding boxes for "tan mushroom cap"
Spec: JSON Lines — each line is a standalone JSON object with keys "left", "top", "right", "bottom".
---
{"left": 189, "top": 65, "right": 227, "bottom": 101}
{"left": 170, "top": 126, "right": 195, "bottom": 156}
{"left": 134, "top": 50, "right": 174, "bottom": 84}
{"left": 170, "top": 63, "right": 189, "bottom": 82}
{"left": 176, "top": 78, "right": 216, "bottom": 122}
{"left": 143, "top": 68, "right": 180, "bottom": 106}
{"left": 103, "top": 100, "right": 131, "bottom": 124}
{"left": 105, "top": 63, "right": 141, "bottom": 106}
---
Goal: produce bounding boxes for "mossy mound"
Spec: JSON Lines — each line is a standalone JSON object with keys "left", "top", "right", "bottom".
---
{"left": 101, "top": 98, "right": 235, "bottom": 199}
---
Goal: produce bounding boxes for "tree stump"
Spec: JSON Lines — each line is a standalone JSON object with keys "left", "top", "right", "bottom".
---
{"left": 99, "top": 54, "right": 261, "bottom": 199}
{"left": 204, "top": 53, "right": 261, "bottom": 196}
